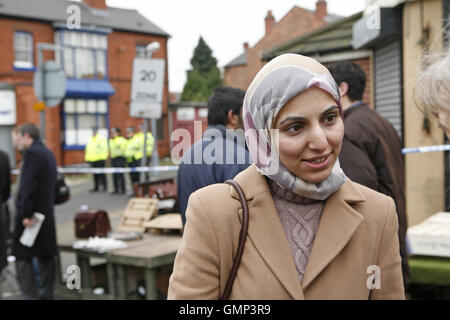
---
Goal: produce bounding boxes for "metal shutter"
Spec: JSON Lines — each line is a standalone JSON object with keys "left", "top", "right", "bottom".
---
{"left": 374, "top": 40, "right": 402, "bottom": 139}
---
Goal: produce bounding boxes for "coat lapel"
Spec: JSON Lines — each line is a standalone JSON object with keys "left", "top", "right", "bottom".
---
{"left": 301, "top": 181, "right": 365, "bottom": 290}
{"left": 232, "top": 166, "right": 366, "bottom": 297}
{"left": 233, "top": 166, "right": 304, "bottom": 299}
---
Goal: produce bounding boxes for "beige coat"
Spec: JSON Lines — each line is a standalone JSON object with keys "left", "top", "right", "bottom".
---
{"left": 168, "top": 164, "right": 405, "bottom": 300}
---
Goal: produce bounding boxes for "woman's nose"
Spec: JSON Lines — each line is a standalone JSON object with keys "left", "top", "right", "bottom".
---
{"left": 307, "top": 124, "right": 328, "bottom": 151}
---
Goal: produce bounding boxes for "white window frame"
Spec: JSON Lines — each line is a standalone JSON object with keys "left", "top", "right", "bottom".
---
{"left": 13, "top": 31, "right": 34, "bottom": 69}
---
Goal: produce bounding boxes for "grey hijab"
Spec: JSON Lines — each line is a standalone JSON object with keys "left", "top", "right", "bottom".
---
{"left": 243, "top": 54, "right": 346, "bottom": 200}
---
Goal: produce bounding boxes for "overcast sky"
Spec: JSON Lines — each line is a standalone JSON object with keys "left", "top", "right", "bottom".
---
{"left": 106, "top": 0, "right": 366, "bottom": 93}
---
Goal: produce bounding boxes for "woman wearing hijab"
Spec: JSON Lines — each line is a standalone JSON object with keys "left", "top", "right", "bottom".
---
{"left": 168, "top": 54, "right": 405, "bottom": 300}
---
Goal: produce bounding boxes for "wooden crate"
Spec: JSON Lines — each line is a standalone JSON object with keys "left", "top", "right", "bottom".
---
{"left": 117, "top": 198, "right": 159, "bottom": 233}
{"left": 133, "top": 179, "right": 177, "bottom": 200}
{"left": 143, "top": 214, "right": 183, "bottom": 235}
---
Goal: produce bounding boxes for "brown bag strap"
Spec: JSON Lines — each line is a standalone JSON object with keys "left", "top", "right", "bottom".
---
{"left": 220, "top": 180, "right": 250, "bottom": 300}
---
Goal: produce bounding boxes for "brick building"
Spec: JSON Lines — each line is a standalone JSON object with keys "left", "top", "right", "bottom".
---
{"left": 262, "top": 12, "right": 372, "bottom": 109}
{"left": 0, "top": 0, "right": 170, "bottom": 167}
{"left": 223, "top": 0, "right": 341, "bottom": 91}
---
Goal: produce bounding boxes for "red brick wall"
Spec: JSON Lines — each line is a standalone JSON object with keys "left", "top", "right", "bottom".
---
{"left": 223, "top": 64, "right": 248, "bottom": 91}
{"left": 0, "top": 16, "right": 171, "bottom": 165}
{"left": 84, "top": 0, "right": 107, "bottom": 10}
{"left": 323, "top": 57, "right": 372, "bottom": 108}
{"left": 353, "top": 58, "right": 372, "bottom": 108}
{"left": 224, "top": 6, "right": 328, "bottom": 91}
{"left": 170, "top": 107, "right": 208, "bottom": 158}
{"left": 0, "top": 17, "right": 62, "bottom": 165}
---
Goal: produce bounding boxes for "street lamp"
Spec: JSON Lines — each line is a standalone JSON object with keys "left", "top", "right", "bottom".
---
{"left": 145, "top": 42, "right": 160, "bottom": 57}
{"left": 140, "top": 41, "right": 160, "bottom": 182}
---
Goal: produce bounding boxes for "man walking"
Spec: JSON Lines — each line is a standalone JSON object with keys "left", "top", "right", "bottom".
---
{"left": 12, "top": 123, "right": 58, "bottom": 300}
{"left": 328, "top": 61, "right": 410, "bottom": 289}
{"left": 177, "top": 86, "right": 251, "bottom": 226}
{"left": 109, "top": 127, "right": 127, "bottom": 194}
{"left": 85, "top": 127, "right": 108, "bottom": 192}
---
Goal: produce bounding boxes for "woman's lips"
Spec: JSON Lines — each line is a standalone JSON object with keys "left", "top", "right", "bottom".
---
{"left": 303, "top": 154, "right": 331, "bottom": 169}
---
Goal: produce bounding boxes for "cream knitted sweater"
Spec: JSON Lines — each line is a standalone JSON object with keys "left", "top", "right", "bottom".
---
{"left": 268, "top": 179, "right": 325, "bottom": 284}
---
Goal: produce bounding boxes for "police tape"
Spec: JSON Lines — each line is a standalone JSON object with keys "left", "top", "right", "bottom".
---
{"left": 9, "top": 144, "right": 450, "bottom": 175}
{"left": 10, "top": 165, "right": 179, "bottom": 175}
{"left": 402, "top": 144, "right": 450, "bottom": 155}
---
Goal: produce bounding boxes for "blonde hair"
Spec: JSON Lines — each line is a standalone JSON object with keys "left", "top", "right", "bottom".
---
{"left": 414, "top": 46, "right": 450, "bottom": 119}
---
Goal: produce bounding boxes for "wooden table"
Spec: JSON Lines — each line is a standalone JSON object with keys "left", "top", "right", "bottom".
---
{"left": 109, "top": 234, "right": 181, "bottom": 299}
{"left": 57, "top": 233, "right": 181, "bottom": 299}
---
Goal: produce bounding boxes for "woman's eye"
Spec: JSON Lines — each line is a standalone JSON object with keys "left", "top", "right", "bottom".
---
{"left": 286, "top": 124, "right": 303, "bottom": 133}
{"left": 324, "top": 114, "right": 337, "bottom": 123}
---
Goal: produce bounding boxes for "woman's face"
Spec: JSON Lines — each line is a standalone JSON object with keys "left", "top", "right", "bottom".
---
{"left": 273, "top": 86, "right": 344, "bottom": 184}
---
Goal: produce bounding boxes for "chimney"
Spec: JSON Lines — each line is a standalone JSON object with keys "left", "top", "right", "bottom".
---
{"left": 315, "top": 0, "right": 328, "bottom": 21}
{"left": 84, "top": 0, "right": 107, "bottom": 10}
{"left": 243, "top": 42, "right": 250, "bottom": 52}
{"left": 265, "top": 10, "right": 275, "bottom": 35}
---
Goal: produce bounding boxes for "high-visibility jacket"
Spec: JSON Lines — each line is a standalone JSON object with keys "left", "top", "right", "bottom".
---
{"left": 109, "top": 136, "right": 127, "bottom": 159}
{"left": 85, "top": 134, "right": 108, "bottom": 162}
{"left": 125, "top": 132, "right": 154, "bottom": 162}
{"left": 124, "top": 136, "right": 136, "bottom": 163}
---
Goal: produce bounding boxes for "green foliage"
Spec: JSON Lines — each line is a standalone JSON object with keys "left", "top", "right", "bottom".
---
{"left": 181, "top": 37, "right": 222, "bottom": 102}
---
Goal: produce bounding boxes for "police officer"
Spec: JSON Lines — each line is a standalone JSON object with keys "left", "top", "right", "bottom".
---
{"left": 134, "top": 125, "right": 155, "bottom": 168}
{"left": 109, "top": 127, "right": 127, "bottom": 194}
{"left": 125, "top": 127, "right": 139, "bottom": 188}
{"left": 125, "top": 126, "right": 154, "bottom": 187}
{"left": 85, "top": 127, "right": 108, "bottom": 192}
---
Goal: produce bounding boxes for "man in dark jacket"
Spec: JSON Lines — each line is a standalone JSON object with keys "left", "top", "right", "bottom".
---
{"left": 177, "top": 86, "right": 251, "bottom": 226}
{"left": 328, "top": 61, "right": 410, "bottom": 289}
{"left": 12, "top": 123, "right": 57, "bottom": 300}
{"left": 0, "top": 149, "right": 11, "bottom": 277}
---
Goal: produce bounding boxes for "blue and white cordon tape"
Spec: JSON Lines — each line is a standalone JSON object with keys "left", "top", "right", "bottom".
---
{"left": 9, "top": 145, "right": 450, "bottom": 175}
{"left": 401, "top": 144, "right": 450, "bottom": 155}
{"left": 11, "top": 165, "right": 179, "bottom": 175}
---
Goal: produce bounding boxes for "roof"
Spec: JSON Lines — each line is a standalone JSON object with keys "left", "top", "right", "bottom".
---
{"left": 0, "top": 0, "right": 170, "bottom": 37}
{"left": 224, "top": 52, "right": 247, "bottom": 68}
{"left": 223, "top": 9, "right": 343, "bottom": 68}
{"left": 262, "top": 11, "right": 363, "bottom": 61}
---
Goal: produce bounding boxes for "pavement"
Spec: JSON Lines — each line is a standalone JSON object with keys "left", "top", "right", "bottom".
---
{"left": 1, "top": 169, "right": 177, "bottom": 300}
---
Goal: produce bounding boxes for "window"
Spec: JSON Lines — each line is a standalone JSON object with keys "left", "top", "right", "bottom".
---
{"left": 136, "top": 45, "right": 147, "bottom": 58}
{"left": 63, "top": 98, "right": 108, "bottom": 147}
{"left": 55, "top": 30, "right": 107, "bottom": 79}
{"left": 14, "top": 32, "right": 33, "bottom": 69}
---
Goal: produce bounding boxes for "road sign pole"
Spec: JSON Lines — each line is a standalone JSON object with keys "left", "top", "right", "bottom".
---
{"left": 151, "top": 118, "right": 159, "bottom": 167}
{"left": 141, "top": 119, "right": 149, "bottom": 182}
{"left": 34, "top": 43, "right": 65, "bottom": 144}
{"left": 146, "top": 50, "right": 160, "bottom": 174}
{"left": 131, "top": 52, "right": 164, "bottom": 182}
{"left": 37, "top": 46, "right": 46, "bottom": 143}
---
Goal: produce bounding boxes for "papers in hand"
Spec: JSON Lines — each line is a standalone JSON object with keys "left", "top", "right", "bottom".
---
{"left": 20, "top": 212, "right": 45, "bottom": 247}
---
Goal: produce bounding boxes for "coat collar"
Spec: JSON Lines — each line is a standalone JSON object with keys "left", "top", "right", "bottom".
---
{"left": 231, "top": 165, "right": 365, "bottom": 298}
